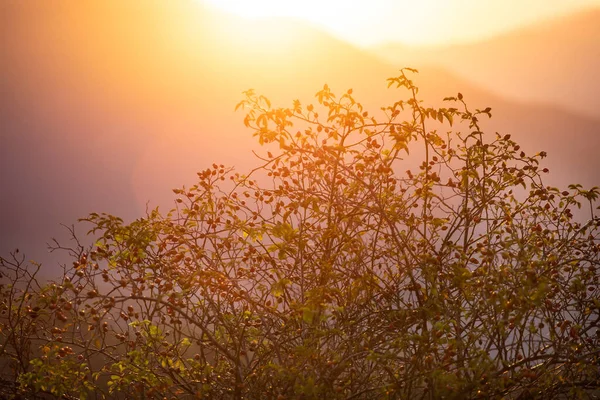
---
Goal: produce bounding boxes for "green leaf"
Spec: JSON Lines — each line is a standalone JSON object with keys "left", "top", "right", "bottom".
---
{"left": 302, "top": 307, "right": 315, "bottom": 324}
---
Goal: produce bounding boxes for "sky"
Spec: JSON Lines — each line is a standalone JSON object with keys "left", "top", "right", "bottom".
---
{"left": 201, "top": 0, "right": 600, "bottom": 46}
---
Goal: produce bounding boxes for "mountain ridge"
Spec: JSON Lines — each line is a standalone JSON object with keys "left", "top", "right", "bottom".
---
{"left": 370, "top": 8, "right": 600, "bottom": 119}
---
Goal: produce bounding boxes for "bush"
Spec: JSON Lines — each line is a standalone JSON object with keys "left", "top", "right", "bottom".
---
{"left": 2, "top": 69, "right": 599, "bottom": 399}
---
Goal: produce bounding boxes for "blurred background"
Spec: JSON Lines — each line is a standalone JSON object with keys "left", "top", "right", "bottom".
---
{"left": 1, "top": 0, "right": 599, "bottom": 274}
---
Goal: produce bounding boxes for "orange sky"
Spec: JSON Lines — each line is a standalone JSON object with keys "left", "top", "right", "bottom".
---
{"left": 201, "top": 0, "right": 600, "bottom": 46}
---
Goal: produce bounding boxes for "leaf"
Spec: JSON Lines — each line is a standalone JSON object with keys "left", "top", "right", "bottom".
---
{"left": 302, "top": 307, "right": 315, "bottom": 324}
{"left": 259, "top": 95, "right": 271, "bottom": 109}
{"left": 444, "top": 111, "right": 454, "bottom": 126}
{"left": 271, "top": 279, "right": 291, "bottom": 297}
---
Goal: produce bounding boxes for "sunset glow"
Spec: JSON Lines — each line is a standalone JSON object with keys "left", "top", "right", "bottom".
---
{"left": 200, "top": 0, "right": 329, "bottom": 19}
{"left": 202, "top": 0, "right": 600, "bottom": 46}
{"left": 3, "top": 0, "right": 600, "bottom": 271}
{"left": 3, "top": 1, "right": 600, "bottom": 395}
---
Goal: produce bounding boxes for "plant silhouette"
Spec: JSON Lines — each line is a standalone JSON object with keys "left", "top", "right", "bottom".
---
{"left": 2, "top": 70, "right": 599, "bottom": 399}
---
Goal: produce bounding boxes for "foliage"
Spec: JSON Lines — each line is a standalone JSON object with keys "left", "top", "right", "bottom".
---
{"left": 1, "top": 69, "right": 599, "bottom": 399}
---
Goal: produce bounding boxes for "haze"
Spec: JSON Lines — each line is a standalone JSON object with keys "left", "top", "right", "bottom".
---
{"left": 202, "top": 0, "right": 600, "bottom": 46}
{"left": 1, "top": 1, "right": 599, "bottom": 271}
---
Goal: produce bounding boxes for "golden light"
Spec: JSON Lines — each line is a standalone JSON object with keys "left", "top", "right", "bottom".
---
{"left": 200, "top": 0, "right": 387, "bottom": 45}
{"left": 202, "top": 0, "right": 338, "bottom": 19}
{"left": 199, "top": 0, "right": 600, "bottom": 47}
{"left": 199, "top": 0, "right": 444, "bottom": 46}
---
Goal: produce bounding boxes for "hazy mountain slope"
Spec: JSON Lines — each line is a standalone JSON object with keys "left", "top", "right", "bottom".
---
{"left": 1, "top": 1, "right": 598, "bottom": 269}
{"left": 372, "top": 9, "right": 600, "bottom": 119}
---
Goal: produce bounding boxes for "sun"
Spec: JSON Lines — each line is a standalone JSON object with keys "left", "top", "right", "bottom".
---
{"left": 199, "top": 0, "right": 389, "bottom": 46}
{"left": 199, "top": 0, "right": 452, "bottom": 47}
{"left": 201, "top": 0, "right": 330, "bottom": 19}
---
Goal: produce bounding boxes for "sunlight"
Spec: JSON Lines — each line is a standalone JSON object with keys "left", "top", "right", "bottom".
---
{"left": 200, "top": 0, "right": 388, "bottom": 44}
{"left": 199, "top": 0, "right": 600, "bottom": 47}
{"left": 202, "top": 0, "right": 336, "bottom": 19}
{"left": 199, "top": 0, "right": 445, "bottom": 46}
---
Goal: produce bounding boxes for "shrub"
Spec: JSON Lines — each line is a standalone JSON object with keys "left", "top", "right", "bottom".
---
{"left": 2, "top": 69, "right": 599, "bottom": 399}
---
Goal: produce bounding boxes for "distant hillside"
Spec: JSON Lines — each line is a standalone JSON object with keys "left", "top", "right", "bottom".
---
{"left": 371, "top": 9, "right": 600, "bottom": 119}
{"left": 1, "top": 1, "right": 599, "bottom": 269}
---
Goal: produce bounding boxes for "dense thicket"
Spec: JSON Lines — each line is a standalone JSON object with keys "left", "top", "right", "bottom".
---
{"left": 1, "top": 70, "right": 599, "bottom": 399}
